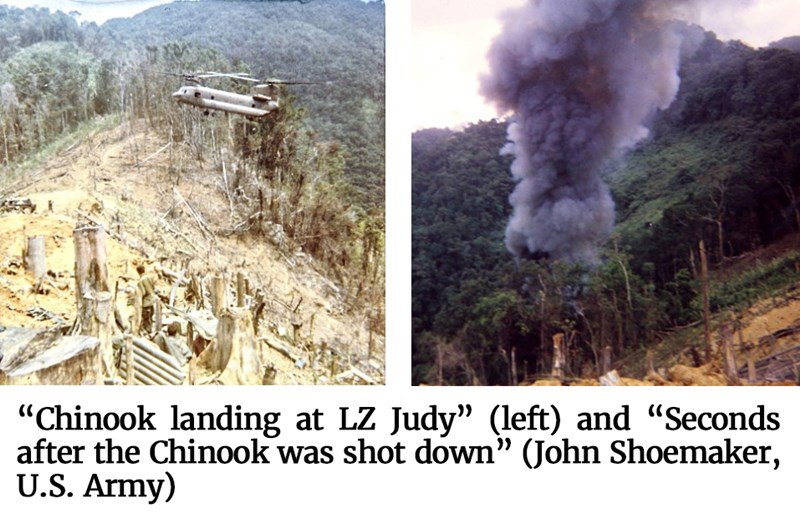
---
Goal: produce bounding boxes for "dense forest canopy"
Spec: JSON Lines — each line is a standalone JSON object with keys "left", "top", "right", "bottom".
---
{"left": 412, "top": 31, "right": 800, "bottom": 385}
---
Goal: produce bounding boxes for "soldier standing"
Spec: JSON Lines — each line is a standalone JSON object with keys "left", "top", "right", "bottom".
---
{"left": 136, "top": 263, "right": 157, "bottom": 336}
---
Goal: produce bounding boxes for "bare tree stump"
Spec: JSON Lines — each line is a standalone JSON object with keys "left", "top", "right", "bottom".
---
{"left": 262, "top": 363, "right": 277, "bottom": 385}
{"left": 291, "top": 314, "right": 302, "bottom": 344}
{"left": 188, "top": 358, "right": 197, "bottom": 385}
{"left": 25, "top": 235, "right": 46, "bottom": 281}
{"left": 78, "top": 292, "right": 113, "bottom": 341}
{"left": 602, "top": 345, "right": 613, "bottom": 375}
{"left": 747, "top": 356, "right": 756, "bottom": 383}
{"left": 720, "top": 323, "right": 740, "bottom": 385}
{"left": 125, "top": 335, "right": 135, "bottom": 385}
{"left": 74, "top": 225, "right": 109, "bottom": 304}
{"left": 154, "top": 299, "right": 162, "bottom": 334}
{"left": 73, "top": 224, "right": 113, "bottom": 374}
{"left": 252, "top": 289, "right": 266, "bottom": 333}
{"left": 189, "top": 273, "right": 204, "bottom": 309}
{"left": 114, "top": 305, "right": 128, "bottom": 333}
{"left": 187, "top": 322, "right": 194, "bottom": 351}
{"left": 132, "top": 285, "right": 142, "bottom": 335}
{"left": 510, "top": 346, "right": 518, "bottom": 385}
{"left": 552, "top": 333, "right": 566, "bottom": 378}
{"left": 197, "top": 308, "right": 263, "bottom": 384}
{"left": 236, "top": 271, "right": 246, "bottom": 307}
{"left": 210, "top": 273, "right": 227, "bottom": 317}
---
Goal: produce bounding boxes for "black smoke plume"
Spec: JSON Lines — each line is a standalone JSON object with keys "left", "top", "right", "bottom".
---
{"left": 482, "top": 0, "right": 702, "bottom": 262}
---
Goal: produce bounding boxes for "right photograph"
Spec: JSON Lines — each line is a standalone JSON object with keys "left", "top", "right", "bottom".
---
{"left": 412, "top": 0, "right": 800, "bottom": 386}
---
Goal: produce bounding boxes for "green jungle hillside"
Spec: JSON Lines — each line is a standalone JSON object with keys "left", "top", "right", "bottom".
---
{"left": 412, "top": 30, "right": 800, "bottom": 386}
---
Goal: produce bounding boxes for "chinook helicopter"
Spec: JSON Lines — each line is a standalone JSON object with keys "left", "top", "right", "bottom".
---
{"left": 165, "top": 71, "right": 314, "bottom": 118}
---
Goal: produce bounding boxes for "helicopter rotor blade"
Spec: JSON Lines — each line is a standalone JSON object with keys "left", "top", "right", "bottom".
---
{"left": 263, "top": 79, "right": 321, "bottom": 85}
{"left": 158, "top": 70, "right": 325, "bottom": 86}
{"left": 155, "top": 71, "right": 203, "bottom": 83}
{"left": 201, "top": 71, "right": 322, "bottom": 85}
{"left": 198, "top": 72, "right": 260, "bottom": 82}
{"left": 155, "top": 71, "right": 190, "bottom": 77}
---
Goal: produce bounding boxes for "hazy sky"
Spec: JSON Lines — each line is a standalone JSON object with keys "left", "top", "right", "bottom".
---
{"left": 1, "top": 0, "right": 376, "bottom": 23}
{"left": 0, "top": 0, "right": 175, "bottom": 24}
{"left": 413, "top": 0, "right": 800, "bottom": 130}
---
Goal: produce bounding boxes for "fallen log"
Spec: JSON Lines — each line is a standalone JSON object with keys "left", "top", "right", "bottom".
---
{"left": 174, "top": 190, "right": 213, "bottom": 237}
{"left": 161, "top": 303, "right": 218, "bottom": 340}
{"left": 258, "top": 336, "right": 302, "bottom": 362}
{"left": 738, "top": 344, "right": 800, "bottom": 382}
{"left": 139, "top": 142, "right": 171, "bottom": 166}
{"left": 157, "top": 218, "right": 202, "bottom": 255}
{"left": 334, "top": 365, "right": 377, "bottom": 385}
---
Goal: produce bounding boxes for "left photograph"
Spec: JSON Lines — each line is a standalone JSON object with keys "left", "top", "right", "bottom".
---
{"left": 0, "top": 0, "right": 385, "bottom": 385}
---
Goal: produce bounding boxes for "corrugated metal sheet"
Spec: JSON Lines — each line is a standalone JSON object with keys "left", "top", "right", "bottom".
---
{"left": 117, "top": 336, "right": 185, "bottom": 385}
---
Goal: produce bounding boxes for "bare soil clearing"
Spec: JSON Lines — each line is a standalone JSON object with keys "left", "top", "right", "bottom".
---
{"left": 0, "top": 119, "right": 384, "bottom": 385}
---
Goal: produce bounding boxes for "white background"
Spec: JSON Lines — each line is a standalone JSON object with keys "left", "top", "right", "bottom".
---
{"left": 1, "top": 2, "right": 798, "bottom": 511}
{"left": 1, "top": 388, "right": 796, "bottom": 510}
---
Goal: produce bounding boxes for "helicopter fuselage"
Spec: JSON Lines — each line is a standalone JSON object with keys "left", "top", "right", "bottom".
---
{"left": 171, "top": 84, "right": 279, "bottom": 117}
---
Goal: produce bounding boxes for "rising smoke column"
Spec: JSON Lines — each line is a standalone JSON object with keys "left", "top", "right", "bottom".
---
{"left": 481, "top": 0, "right": 695, "bottom": 262}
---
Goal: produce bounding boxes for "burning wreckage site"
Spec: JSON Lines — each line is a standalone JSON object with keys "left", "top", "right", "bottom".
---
{"left": 454, "top": 0, "right": 800, "bottom": 385}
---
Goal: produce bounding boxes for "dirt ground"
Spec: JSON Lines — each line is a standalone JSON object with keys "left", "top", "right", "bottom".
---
{"left": 0, "top": 119, "right": 384, "bottom": 385}
{"left": 528, "top": 283, "right": 800, "bottom": 386}
{"left": 736, "top": 292, "right": 800, "bottom": 365}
